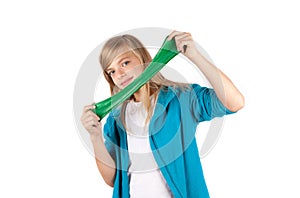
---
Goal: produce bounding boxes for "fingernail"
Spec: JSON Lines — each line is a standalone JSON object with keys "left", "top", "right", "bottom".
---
{"left": 183, "top": 45, "right": 187, "bottom": 53}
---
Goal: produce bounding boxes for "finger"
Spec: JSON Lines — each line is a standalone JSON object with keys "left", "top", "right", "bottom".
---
{"left": 167, "top": 30, "right": 185, "bottom": 40}
{"left": 175, "top": 40, "right": 190, "bottom": 53}
{"left": 83, "top": 116, "right": 99, "bottom": 125}
{"left": 81, "top": 106, "right": 99, "bottom": 120}
{"left": 173, "top": 33, "right": 192, "bottom": 41}
{"left": 174, "top": 34, "right": 192, "bottom": 46}
{"left": 175, "top": 37, "right": 192, "bottom": 52}
{"left": 168, "top": 32, "right": 192, "bottom": 52}
{"left": 183, "top": 44, "right": 187, "bottom": 53}
{"left": 83, "top": 104, "right": 96, "bottom": 113}
{"left": 85, "top": 119, "right": 101, "bottom": 128}
{"left": 81, "top": 111, "right": 100, "bottom": 122}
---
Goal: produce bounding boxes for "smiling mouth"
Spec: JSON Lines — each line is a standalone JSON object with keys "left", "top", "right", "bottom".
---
{"left": 121, "top": 77, "right": 133, "bottom": 87}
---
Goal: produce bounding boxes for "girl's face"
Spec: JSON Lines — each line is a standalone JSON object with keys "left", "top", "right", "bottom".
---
{"left": 105, "top": 51, "right": 144, "bottom": 90}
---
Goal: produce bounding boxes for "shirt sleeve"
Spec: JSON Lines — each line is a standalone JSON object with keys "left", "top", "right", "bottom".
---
{"left": 190, "top": 84, "right": 236, "bottom": 122}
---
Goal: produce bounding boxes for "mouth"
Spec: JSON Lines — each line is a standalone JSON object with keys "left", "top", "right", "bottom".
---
{"left": 120, "top": 77, "right": 133, "bottom": 87}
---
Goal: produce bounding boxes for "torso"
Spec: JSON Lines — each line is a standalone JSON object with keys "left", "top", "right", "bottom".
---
{"left": 125, "top": 98, "right": 173, "bottom": 198}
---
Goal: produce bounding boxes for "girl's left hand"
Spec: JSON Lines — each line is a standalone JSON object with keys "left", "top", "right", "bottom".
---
{"left": 167, "top": 30, "right": 200, "bottom": 60}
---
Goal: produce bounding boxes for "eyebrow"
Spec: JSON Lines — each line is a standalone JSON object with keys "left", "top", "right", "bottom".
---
{"left": 117, "top": 56, "right": 128, "bottom": 64}
{"left": 105, "top": 55, "right": 130, "bottom": 72}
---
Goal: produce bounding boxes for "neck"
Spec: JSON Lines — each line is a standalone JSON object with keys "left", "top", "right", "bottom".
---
{"left": 132, "top": 84, "right": 159, "bottom": 102}
{"left": 132, "top": 84, "right": 154, "bottom": 102}
{"left": 133, "top": 91, "right": 142, "bottom": 102}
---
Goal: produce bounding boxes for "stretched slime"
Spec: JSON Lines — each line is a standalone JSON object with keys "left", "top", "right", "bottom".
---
{"left": 93, "top": 36, "right": 179, "bottom": 120}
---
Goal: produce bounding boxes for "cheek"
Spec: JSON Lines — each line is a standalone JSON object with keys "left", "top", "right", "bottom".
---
{"left": 134, "top": 65, "right": 144, "bottom": 75}
{"left": 110, "top": 76, "right": 118, "bottom": 86}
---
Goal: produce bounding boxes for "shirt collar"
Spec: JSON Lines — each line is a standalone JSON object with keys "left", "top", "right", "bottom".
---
{"left": 151, "top": 86, "right": 177, "bottom": 120}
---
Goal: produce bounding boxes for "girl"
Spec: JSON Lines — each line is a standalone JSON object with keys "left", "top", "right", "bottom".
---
{"left": 81, "top": 30, "right": 244, "bottom": 198}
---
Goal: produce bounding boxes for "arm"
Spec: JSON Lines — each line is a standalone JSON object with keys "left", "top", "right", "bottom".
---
{"left": 81, "top": 105, "right": 116, "bottom": 187}
{"left": 90, "top": 134, "right": 116, "bottom": 187}
{"left": 168, "top": 31, "right": 245, "bottom": 112}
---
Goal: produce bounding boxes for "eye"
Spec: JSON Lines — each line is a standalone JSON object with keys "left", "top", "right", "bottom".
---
{"left": 107, "top": 70, "right": 115, "bottom": 76}
{"left": 122, "top": 61, "right": 129, "bottom": 67}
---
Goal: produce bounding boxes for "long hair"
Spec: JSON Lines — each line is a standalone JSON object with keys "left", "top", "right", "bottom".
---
{"left": 99, "top": 34, "right": 189, "bottom": 126}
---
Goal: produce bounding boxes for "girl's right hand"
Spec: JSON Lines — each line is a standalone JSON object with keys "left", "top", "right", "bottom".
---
{"left": 80, "top": 104, "right": 102, "bottom": 138}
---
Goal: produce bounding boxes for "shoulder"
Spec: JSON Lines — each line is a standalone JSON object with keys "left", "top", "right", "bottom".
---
{"left": 164, "top": 83, "right": 203, "bottom": 96}
{"left": 159, "top": 83, "right": 196, "bottom": 94}
{"left": 156, "top": 84, "right": 200, "bottom": 104}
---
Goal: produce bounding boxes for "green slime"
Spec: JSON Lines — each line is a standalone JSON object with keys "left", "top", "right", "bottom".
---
{"left": 94, "top": 37, "right": 179, "bottom": 120}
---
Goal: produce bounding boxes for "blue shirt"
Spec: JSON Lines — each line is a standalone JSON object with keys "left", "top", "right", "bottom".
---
{"left": 103, "top": 84, "right": 235, "bottom": 198}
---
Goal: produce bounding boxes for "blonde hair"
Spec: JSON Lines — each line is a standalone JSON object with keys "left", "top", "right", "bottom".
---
{"left": 99, "top": 34, "right": 189, "bottom": 126}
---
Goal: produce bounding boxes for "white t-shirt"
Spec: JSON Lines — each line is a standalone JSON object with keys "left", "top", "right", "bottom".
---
{"left": 125, "top": 99, "right": 173, "bottom": 198}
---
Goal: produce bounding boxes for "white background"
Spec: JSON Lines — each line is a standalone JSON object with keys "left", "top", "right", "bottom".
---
{"left": 1, "top": 0, "right": 299, "bottom": 197}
